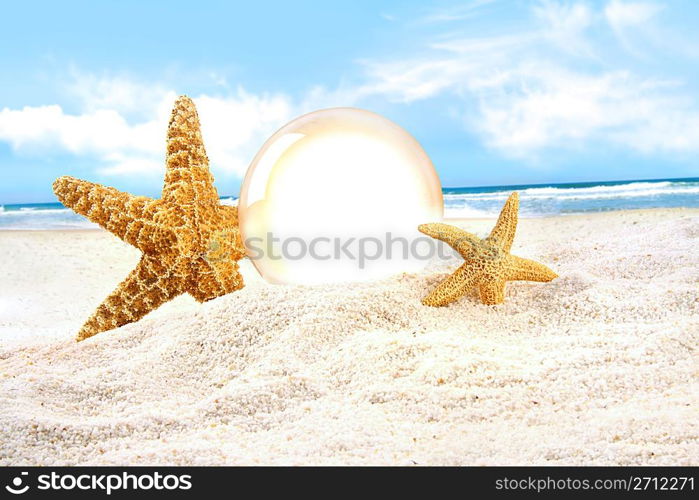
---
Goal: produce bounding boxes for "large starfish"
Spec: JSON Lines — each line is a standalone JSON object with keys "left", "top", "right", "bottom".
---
{"left": 53, "top": 96, "right": 246, "bottom": 341}
{"left": 419, "top": 192, "right": 557, "bottom": 306}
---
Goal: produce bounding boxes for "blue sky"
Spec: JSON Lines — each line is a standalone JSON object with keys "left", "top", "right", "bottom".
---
{"left": 1, "top": 0, "right": 698, "bottom": 203}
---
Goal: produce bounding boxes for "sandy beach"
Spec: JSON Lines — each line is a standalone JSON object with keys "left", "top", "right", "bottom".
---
{"left": 1, "top": 208, "right": 697, "bottom": 465}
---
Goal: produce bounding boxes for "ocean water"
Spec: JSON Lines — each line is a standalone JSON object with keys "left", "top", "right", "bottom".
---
{"left": 443, "top": 177, "right": 699, "bottom": 218}
{"left": 1, "top": 178, "right": 697, "bottom": 230}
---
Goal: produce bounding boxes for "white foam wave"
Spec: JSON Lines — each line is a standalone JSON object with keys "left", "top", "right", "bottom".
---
{"left": 2, "top": 180, "right": 696, "bottom": 228}
{"left": 524, "top": 181, "right": 672, "bottom": 195}
{"left": 0, "top": 206, "right": 99, "bottom": 230}
{"left": 444, "top": 181, "right": 699, "bottom": 203}
{"left": 220, "top": 197, "right": 239, "bottom": 207}
{"left": 0, "top": 208, "right": 74, "bottom": 216}
{"left": 0, "top": 223, "right": 99, "bottom": 230}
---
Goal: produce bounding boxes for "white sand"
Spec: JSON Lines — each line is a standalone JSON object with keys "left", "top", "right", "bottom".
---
{"left": 1, "top": 209, "right": 697, "bottom": 465}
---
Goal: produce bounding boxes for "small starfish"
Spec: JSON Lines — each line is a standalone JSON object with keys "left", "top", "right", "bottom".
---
{"left": 53, "top": 96, "right": 246, "bottom": 341}
{"left": 419, "top": 192, "right": 557, "bottom": 306}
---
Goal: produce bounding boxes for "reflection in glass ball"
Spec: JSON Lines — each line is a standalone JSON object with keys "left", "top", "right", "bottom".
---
{"left": 238, "top": 108, "right": 443, "bottom": 284}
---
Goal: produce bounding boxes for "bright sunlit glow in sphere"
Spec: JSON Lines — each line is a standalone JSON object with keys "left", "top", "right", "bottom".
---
{"left": 238, "top": 108, "right": 443, "bottom": 284}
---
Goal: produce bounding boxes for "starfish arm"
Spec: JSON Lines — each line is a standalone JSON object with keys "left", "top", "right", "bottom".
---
{"left": 422, "top": 263, "right": 479, "bottom": 307}
{"left": 418, "top": 223, "right": 479, "bottom": 257}
{"left": 187, "top": 206, "right": 246, "bottom": 301}
{"left": 486, "top": 192, "right": 519, "bottom": 252}
{"left": 187, "top": 259, "right": 245, "bottom": 302}
{"left": 478, "top": 281, "right": 506, "bottom": 305}
{"left": 504, "top": 255, "right": 558, "bottom": 283}
{"left": 53, "top": 176, "right": 172, "bottom": 253}
{"left": 162, "top": 96, "right": 220, "bottom": 209}
{"left": 219, "top": 205, "right": 247, "bottom": 260}
{"left": 76, "top": 256, "right": 184, "bottom": 341}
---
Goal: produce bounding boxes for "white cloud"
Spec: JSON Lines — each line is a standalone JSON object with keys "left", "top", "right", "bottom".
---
{"left": 605, "top": 0, "right": 662, "bottom": 28}
{"left": 473, "top": 64, "right": 699, "bottom": 154}
{"left": 533, "top": 1, "right": 596, "bottom": 57}
{"left": 0, "top": 77, "right": 294, "bottom": 179}
{"left": 66, "top": 71, "right": 176, "bottom": 117}
{"left": 351, "top": 0, "right": 699, "bottom": 156}
{"left": 418, "top": 0, "right": 496, "bottom": 24}
{"left": 0, "top": 105, "right": 161, "bottom": 157}
{"left": 195, "top": 91, "right": 292, "bottom": 176}
{"left": 0, "top": 0, "right": 695, "bottom": 178}
{"left": 604, "top": 0, "right": 664, "bottom": 56}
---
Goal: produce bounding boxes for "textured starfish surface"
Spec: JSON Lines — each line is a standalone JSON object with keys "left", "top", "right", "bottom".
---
{"left": 53, "top": 96, "right": 246, "bottom": 341}
{"left": 419, "top": 192, "right": 557, "bottom": 306}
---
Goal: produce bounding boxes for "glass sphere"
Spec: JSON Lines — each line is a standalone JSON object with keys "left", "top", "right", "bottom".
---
{"left": 238, "top": 108, "right": 443, "bottom": 284}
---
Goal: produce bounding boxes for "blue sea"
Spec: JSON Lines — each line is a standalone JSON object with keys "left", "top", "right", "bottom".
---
{"left": 1, "top": 177, "right": 698, "bottom": 229}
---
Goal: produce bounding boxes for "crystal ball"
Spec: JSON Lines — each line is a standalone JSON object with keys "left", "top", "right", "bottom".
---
{"left": 238, "top": 108, "right": 443, "bottom": 284}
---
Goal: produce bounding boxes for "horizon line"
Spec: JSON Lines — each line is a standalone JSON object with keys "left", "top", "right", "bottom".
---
{"left": 3, "top": 175, "right": 698, "bottom": 206}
